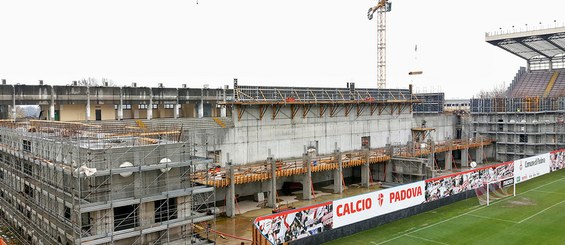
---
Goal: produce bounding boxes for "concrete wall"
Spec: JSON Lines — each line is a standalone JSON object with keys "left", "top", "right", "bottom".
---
{"left": 219, "top": 104, "right": 414, "bottom": 165}
{"left": 412, "top": 114, "right": 457, "bottom": 142}
{"left": 58, "top": 104, "right": 115, "bottom": 121}
{"left": 213, "top": 107, "right": 458, "bottom": 166}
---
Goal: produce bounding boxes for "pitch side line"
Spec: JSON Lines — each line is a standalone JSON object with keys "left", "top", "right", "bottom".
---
{"left": 405, "top": 234, "right": 450, "bottom": 245}
{"left": 530, "top": 190, "right": 565, "bottom": 195}
{"left": 375, "top": 176, "right": 565, "bottom": 245}
{"left": 464, "top": 213, "right": 518, "bottom": 224}
{"left": 518, "top": 199, "right": 565, "bottom": 224}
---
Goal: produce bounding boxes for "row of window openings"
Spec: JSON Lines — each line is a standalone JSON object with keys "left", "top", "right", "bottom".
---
{"left": 113, "top": 104, "right": 181, "bottom": 110}
{"left": 114, "top": 198, "right": 177, "bottom": 231}
{"left": 1, "top": 187, "right": 177, "bottom": 234}
{"left": 445, "top": 103, "right": 470, "bottom": 107}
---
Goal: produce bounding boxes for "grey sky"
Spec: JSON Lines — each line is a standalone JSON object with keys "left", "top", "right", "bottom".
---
{"left": 0, "top": 0, "right": 563, "bottom": 99}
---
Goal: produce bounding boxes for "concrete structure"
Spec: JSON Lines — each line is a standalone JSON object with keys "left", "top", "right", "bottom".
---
{"left": 0, "top": 120, "right": 217, "bottom": 244}
{"left": 0, "top": 81, "right": 494, "bottom": 244}
{"left": 0, "top": 83, "right": 227, "bottom": 122}
{"left": 470, "top": 26, "right": 565, "bottom": 161}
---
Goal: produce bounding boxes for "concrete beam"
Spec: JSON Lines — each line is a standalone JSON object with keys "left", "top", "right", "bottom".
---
{"left": 302, "top": 153, "right": 313, "bottom": 200}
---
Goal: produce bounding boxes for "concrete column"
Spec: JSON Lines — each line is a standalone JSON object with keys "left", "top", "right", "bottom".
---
{"left": 11, "top": 85, "right": 16, "bottom": 121}
{"left": 476, "top": 145, "right": 484, "bottom": 164}
{"left": 147, "top": 88, "right": 153, "bottom": 120}
{"left": 385, "top": 144, "right": 393, "bottom": 182}
{"left": 333, "top": 147, "right": 343, "bottom": 194}
{"left": 86, "top": 85, "right": 91, "bottom": 121}
{"left": 303, "top": 153, "right": 313, "bottom": 200}
{"left": 118, "top": 87, "right": 124, "bottom": 120}
{"left": 174, "top": 104, "right": 180, "bottom": 119}
{"left": 198, "top": 88, "right": 205, "bottom": 118}
{"left": 221, "top": 86, "right": 227, "bottom": 117}
{"left": 461, "top": 148, "right": 469, "bottom": 167}
{"left": 268, "top": 152, "right": 277, "bottom": 208}
{"left": 92, "top": 210, "right": 111, "bottom": 236}
{"left": 198, "top": 102, "right": 204, "bottom": 118}
{"left": 445, "top": 150, "right": 452, "bottom": 170}
{"left": 361, "top": 151, "right": 370, "bottom": 188}
{"left": 226, "top": 163, "right": 236, "bottom": 217}
{"left": 50, "top": 86, "right": 55, "bottom": 121}
{"left": 134, "top": 151, "right": 143, "bottom": 197}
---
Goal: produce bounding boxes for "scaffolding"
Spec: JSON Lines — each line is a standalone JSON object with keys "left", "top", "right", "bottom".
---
{"left": 470, "top": 97, "right": 565, "bottom": 161}
{"left": 0, "top": 119, "right": 217, "bottom": 244}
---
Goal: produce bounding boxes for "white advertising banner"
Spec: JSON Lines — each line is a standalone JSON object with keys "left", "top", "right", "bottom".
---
{"left": 514, "top": 153, "right": 550, "bottom": 183}
{"left": 333, "top": 181, "right": 425, "bottom": 228}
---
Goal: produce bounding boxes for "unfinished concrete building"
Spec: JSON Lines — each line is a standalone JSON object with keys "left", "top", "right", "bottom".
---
{"left": 471, "top": 26, "right": 565, "bottom": 161}
{"left": 0, "top": 120, "right": 217, "bottom": 244}
{"left": 0, "top": 79, "right": 497, "bottom": 243}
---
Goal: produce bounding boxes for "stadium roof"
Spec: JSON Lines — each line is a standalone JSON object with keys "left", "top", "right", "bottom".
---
{"left": 485, "top": 26, "right": 565, "bottom": 61}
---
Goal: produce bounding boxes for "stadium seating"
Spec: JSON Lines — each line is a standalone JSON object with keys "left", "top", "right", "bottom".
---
{"left": 506, "top": 68, "right": 565, "bottom": 98}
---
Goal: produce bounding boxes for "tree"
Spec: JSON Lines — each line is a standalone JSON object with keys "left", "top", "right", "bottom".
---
{"left": 474, "top": 82, "right": 507, "bottom": 99}
{"left": 74, "top": 77, "right": 117, "bottom": 87}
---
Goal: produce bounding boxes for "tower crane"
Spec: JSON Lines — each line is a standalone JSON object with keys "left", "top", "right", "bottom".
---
{"left": 368, "top": 0, "right": 392, "bottom": 89}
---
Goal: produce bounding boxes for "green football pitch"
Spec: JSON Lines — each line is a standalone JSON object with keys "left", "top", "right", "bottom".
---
{"left": 326, "top": 169, "right": 565, "bottom": 245}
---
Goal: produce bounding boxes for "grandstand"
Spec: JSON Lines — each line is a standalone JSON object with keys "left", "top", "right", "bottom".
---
{"left": 486, "top": 26, "right": 565, "bottom": 98}
{"left": 506, "top": 68, "right": 565, "bottom": 97}
{"left": 471, "top": 26, "right": 565, "bottom": 162}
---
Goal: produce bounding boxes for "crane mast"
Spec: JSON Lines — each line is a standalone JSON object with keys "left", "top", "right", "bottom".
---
{"left": 368, "top": 0, "right": 391, "bottom": 89}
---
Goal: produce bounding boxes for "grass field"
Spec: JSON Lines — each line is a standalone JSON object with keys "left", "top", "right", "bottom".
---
{"left": 326, "top": 169, "right": 565, "bottom": 245}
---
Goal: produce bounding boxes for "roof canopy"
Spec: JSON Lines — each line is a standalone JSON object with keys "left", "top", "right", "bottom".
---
{"left": 486, "top": 27, "right": 565, "bottom": 61}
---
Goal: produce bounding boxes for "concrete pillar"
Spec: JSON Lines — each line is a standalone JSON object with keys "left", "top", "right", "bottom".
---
{"left": 476, "top": 145, "right": 484, "bottom": 164}
{"left": 50, "top": 86, "right": 55, "bottom": 121}
{"left": 461, "top": 148, "right": 469, "bottom": 167}
{"left": 86, "top": 85, "right": 91, "bottom": 121}
{"left": 92, "top": 210, "right": 111, "bottom": 236}
{"left": 174, "top": 104, "right": 180, "bottom": 119}
{"left": 147, "top": 88, "right": 153, "bottom": 120}
{"left": 221, "top": 86, "right": 227, "bottom": 117}
{"left": 198, "top": 102, "right": 204, "bottom": 118}
{"left": 333, "top": 147, "right": 343, "bottom": 194}
{"left": 118, "top": 87, "right": 124, "bottom": 120}
{"left": 268, "top": 152, "right": 277, "bottom": 208}
{"left": 385, "top": 144, "right": 393, "bottom": 182}
{"left": 225, "top": 163, "right": 236, "bottom": 217}
{"left": 445, "top": 150, "right": 452, "bottom": 170}
{"left": 361, "top": 151, "right": 370, "bottom": 188}
{"left": 198, "top": 88, "right": 205, "bottom": 118}
{"left": 302, "top": 154, "right": 313, "bottom": 200}
{"left": 11, "top": 85, "right": 16, "bottom": 121}
{"left": 134, "top": 151, "right": 143, "bottom": 197}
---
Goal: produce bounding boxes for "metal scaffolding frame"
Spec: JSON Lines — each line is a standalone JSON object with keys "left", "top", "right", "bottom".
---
{"left": 471, "top": 97, "right": 565, "bottom": 161}
{"left": 0, "top": 120, "right": 217, "bottom": 244}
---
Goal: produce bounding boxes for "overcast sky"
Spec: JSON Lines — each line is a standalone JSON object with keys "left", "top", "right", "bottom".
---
{"left": 1, "top": 0, "right": 564, "bottom": 99}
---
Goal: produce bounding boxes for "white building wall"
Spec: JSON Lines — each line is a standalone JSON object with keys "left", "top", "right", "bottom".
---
{"left": 220, "top": 105, "right": 418, "bottom": 165}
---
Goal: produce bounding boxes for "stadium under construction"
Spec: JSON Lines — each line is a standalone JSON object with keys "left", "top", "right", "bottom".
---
{"left": 0, "top": 27, "right": 564, "bottom": 245}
